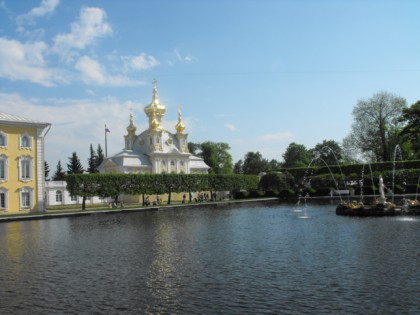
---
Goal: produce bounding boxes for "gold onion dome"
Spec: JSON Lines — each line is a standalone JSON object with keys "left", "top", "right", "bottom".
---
{"left": 126, "top": 112, "right": 137, "bottom": 133}
{"left": 144, "top": 80, "right": 166, "bottom": 116}
{"left": 175, "top": 110, "right": 185, "bottom": 133}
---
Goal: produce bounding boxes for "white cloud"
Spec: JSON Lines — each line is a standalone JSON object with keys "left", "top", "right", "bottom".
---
{"left": 129, "top": 53, "right": 160, "bottom": 70}
{"left": 75, "top": 55, "right": 141, "bottom": 86}
{"left": 174, "top": 49, "right": 195, "bottom": 64}
{"left": 260, "top": 132, "right": 293, "bottom": 141}
{"left": 225, "top": 124, "right": 238, "bottom": 131}
{"left": 0, "top": 37, "right": 65, "bottom": 86}
{"left": 16, "top": 0, "right": 60, "bottom": 30}
{"left": 53, "top": 7, "right": 112, "bottom": 62}
{"left": 0, "top": 92, "right": 147, "bottom": 169}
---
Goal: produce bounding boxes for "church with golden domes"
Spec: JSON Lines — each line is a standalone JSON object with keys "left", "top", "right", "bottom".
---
{"left": 98, "top": 82, "right": 210, "bottom": 175}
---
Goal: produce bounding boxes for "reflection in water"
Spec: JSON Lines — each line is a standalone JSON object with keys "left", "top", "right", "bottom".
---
{"left": 146, "top": 219, "right": 180, "bottom": 313}
{"left": 0, "top": 205, "right": 419, "bottom": 314}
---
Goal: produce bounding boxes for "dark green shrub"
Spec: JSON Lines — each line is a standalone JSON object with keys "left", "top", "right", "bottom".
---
{"left": 312, "top": 187, "right": 332, "bottom": 196}
{"left": 248, "top": 190, "right": 265, "bottom": 198}
{"left": 264, "top": 190, "right": 279, "bottom": 197}
{"left": 405, "top": 184, "right": 420, "bottom": 194}
{"left": 279, "top": 189, "right": 296, "bottom": 198}
{"left": 233, "top": 190, "right": 249, "bottom": 199}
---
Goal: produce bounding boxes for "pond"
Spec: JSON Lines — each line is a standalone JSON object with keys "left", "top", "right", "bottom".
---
{"left": 0, "top": 203, "right": 419, "bottom": 314}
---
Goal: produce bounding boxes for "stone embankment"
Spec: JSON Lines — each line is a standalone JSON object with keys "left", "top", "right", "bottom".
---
{"left": 0, "top": 198, "right": 279, "bottom": 223}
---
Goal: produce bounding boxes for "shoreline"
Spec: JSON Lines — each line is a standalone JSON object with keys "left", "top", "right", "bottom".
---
{"left": 0, "top": 198, "right": 279, "bottom": 223}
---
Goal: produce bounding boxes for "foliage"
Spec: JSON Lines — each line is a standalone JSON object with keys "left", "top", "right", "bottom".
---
{"left": 282, "top": 142, "right": 310, "bottom": 168}
{"left": 260, "top": 172, "right": 287, "bottom": 192}
{"left": 242, "top": 151, "right": 269, "bottom": 175}
{"left": 308, "top": 140, "right": 343, "bottom": 165}
{"left": 344, "top": 91, "right": 407, "bottom": 162}
{"left": 233, "top": 159, "right": 243, "bottom": 174}
{"left": 52, "top": 160, "right": 66, "bottom": 181}
{"left": 189, "top": 141, "right": 233, "bottom": 174}
{"left": 66, "top": 173, "right": 260, "bottom": 203}
{"left": 399, "top": 101, "right": 420, "bottom": 159}
{"left": 187, "top": 142, "right": 200, "bottom": 156}
{"left": 87, "top": 144, "right": 98, "bottom": 174}
{"left": 67, "top": 152, "right": 84, "bottom": 174}
{"left": 96, "top": 144, "right": 105, "bottom": 168}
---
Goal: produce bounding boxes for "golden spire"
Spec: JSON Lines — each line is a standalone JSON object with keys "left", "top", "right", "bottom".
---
{"left": 175, "top": 108, "right": 185, "bottom": 133}
{"left": 126, "top": 112, "right": 137, "bottom": 134}
{"left": 144, "top": 79, "right": 166, "bottom": 129}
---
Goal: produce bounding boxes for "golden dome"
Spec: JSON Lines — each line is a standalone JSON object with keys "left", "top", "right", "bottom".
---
{"left": 144, "top": 80, "right": 166, "bottom": 117}
{"left": 126, "top": 112, "right": 137, "bottom": 133}
{"left": 175, "top": 109, "right": 185, "bottom": 133}
{"left": 150, "top": 111, "right": 161, "bottom": 130}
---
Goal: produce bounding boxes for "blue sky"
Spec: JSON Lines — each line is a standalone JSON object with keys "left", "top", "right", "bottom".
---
{"left": 1, "top": 0, "right": 420, "bottom": 169}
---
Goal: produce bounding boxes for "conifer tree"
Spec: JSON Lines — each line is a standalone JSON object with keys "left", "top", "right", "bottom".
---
{"left": 52, "top": 160, "right": 66, "bottom": 180}
{"left": 87, "top": 144, "right": 98, "bottom": 173}
{"left": 96, "top": 144, "right": 104, "bottom": 170}
{"left": 67, "top": 152, "right": 84, "bottom": 174}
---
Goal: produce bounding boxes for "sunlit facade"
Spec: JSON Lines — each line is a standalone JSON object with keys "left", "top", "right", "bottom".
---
{"left": 99, "top": 82, "right": 209, "bottom": 175}
{"left": 0, "top": 112, "right": 50, "bottom": 213}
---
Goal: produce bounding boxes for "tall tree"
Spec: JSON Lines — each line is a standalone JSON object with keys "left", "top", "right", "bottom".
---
{"left": 67, "top": 152, "right": 84, "bottom": 174}
{"left": 52, "top": 160, "right": 66, "bottom": 181}
{"left": 242, "top": 151, "right": 269, "bottom": 175}
{"left": 344, "top": 91, "right": 406, "bottom": 162}
{"left": 187, "top": 142, "right": 200, "bottom": 156}
{"left": 196, "top": 141, "right": 233, "bottom": 174}
{"left": 282, "top": 143, "right": 310, "bottom": 168}
{"left": 87, "top": 144, "right": 99, "bottom": 173}
{"left": 44, "top": 160, "right": 50, "bottom": 180}
{"left": 233, "top": 159, "right": 244, "bottom": 174}
{"left": 268, "top": 159, "right": 281, "bottom": 171}
{"left": 96, "top": 144, "right": 104, "bottom": 168}
{"left": 309, "top": 140, "right": 343, "bottom": 166}
{"left": 399, "top": 101, "right": 420, "bottom": 159}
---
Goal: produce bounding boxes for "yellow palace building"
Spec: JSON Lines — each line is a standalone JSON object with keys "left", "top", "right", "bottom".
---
{"left": 0, "top": 112, "right": 51, "bottom": 214}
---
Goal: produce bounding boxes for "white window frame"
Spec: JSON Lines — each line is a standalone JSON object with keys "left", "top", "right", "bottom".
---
{"left": 20, "top": 187, "right": 33, "bottom": 209}
{"left": 71, "top": 195, "right": 77, "bottom": 202}
{"left": 0, "top": 130, "right": 7, "bottom": 148}
{"left": 0, "top": 188, "right": 8, "bottom": 210}
{"left": 0, "top": 154, "right": 8, "bottom": 182}
{"left": 20, "top": 132, "right": 32, "bottom": 150}
{"left": 19, "top": 156, "right": 33, "bottom": 182}
{"left": 56, "top": 190, "right": 63, "bottom": 203}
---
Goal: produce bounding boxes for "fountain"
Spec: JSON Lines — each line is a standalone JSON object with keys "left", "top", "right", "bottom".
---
{"left": 335, "top": 143, "right": 420, "bottom": 216}
{"left": 336, "top": 174, "right": 397, "bottom": 216}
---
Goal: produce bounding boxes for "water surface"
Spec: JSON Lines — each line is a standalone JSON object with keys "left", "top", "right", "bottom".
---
{"left": 0, "top": 204, "right": 419, "bottom": 314}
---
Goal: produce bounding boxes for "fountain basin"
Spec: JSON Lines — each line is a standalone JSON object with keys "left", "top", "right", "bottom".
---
{"left": 336, "top": 200, "right": 420, "bottom": 216}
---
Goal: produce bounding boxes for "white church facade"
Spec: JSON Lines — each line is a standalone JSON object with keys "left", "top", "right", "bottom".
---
{"left": 98, "top": 82, "right": 210, "bottom": 176}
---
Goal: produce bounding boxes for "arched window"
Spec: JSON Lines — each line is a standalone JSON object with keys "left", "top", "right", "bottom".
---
{"left": 0, "top": 188, "right": 8, "bottom": 210}
{"left": 19, "top": 156, "right": 32, "bottom": 181}
{"left": 20, "top": 133, "right": 32, "bottom": 149}
{"left": 0, "top": 131, "right": 7, "bottom": 147}
{"left": 0, "top": 155, "right": 7, "bottom": 181}
{"left": 20, "top": 187, "right": 33, "bottom": 209}
{"left": 171, "top": 160, "right": 175, "bottom": 166}
{"left": 56, "top": 190, "right": 63, "bottom": 202}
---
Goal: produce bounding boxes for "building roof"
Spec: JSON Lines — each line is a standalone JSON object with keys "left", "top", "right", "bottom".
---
{"left": 0, "top": 112, "right": 50, "bottom": 127}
